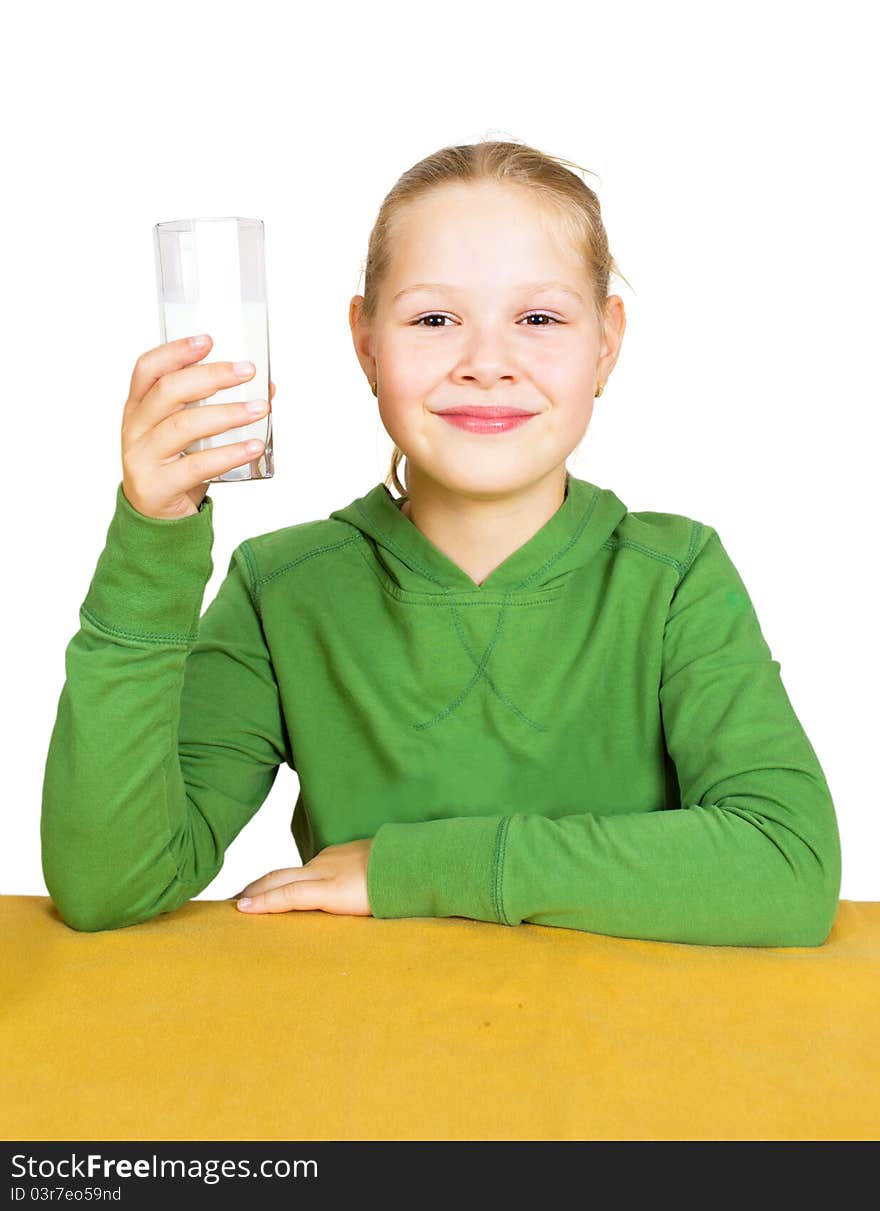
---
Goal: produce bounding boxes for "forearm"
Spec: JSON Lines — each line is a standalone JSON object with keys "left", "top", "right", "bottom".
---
{"left": 367, "top": 770, "right": 841, "bottom": 947}
{"left": 40, "top": 483, "right": 220, "bottom": 932}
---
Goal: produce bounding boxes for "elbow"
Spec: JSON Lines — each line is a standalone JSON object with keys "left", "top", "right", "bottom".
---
{"left": 44, "top": 872, "right": 176, "bottom": 934}
{"left": 729, "top": 808, "right": 842, "bottom": 947}
{"left": 40, "top": 823, "right": 125, "bottom": 932}
{"left": 46, "top": 884, "right": 132, "bottom": 933}
{"left": 42, "top": 839, "right": 192, "bottom": 933}
{"left": 789, "top": 881, "right": 841, "bottom": 948}
{"left": 48, "top": 899, "right": 122, "bottom": 933}
{"left": 42, "top": 856, "right": 126, "bottom": 933}
{"left": 780, "top": 902, "right": 837, "bottom": 948}
{"left": 778, "top": 823, "right": 842, "bottom": 948}
{"left": 748, "top": 888, "right": 838, "bottom": 949}
{"left": 56, "top": 910, "right": 125, "bottom": 934}
{"left": 50, "top": 898, "right": 169, "bottom": 933}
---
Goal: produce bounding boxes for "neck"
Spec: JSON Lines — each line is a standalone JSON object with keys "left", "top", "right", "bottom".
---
{"left": 399, "top": 469, "right": 569, "bottom": 587}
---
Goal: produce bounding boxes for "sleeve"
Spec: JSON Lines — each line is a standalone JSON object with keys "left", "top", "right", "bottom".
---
{"left": 365, "top": 523, "right": 843, "bottom": 947}
{"left": 40, "top": 481, "right": 290, "bottom": 932}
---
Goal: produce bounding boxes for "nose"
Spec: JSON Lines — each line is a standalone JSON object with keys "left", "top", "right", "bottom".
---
{"left": 454, "top": 319, "right": 518, "bottom": 386}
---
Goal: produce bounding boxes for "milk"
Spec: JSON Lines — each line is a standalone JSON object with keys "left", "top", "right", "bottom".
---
{"left": 161, "top": 299, "right": 271, "bottom": 457}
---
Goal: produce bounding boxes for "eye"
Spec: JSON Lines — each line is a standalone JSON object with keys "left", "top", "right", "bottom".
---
{"left": 411, "top": 311, "right": 562, "bottom": 328}
{"left": 411, "top": 313, "right": 454, "bottom": 328}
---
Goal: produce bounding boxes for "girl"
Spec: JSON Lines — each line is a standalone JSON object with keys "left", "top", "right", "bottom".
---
{"left": 41, "top": 139, "right": 841, "bottom": 946}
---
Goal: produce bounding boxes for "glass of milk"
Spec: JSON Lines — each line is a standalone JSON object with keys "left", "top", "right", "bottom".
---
{"left": 153, "top": 216, "right": 273, "bottom": 482}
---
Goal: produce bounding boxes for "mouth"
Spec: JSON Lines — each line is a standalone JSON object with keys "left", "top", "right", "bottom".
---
{"left": 433, "top": 408, "right": 538, "bottom": 435}
{"left": 432, "top": 406, "right": 539, "bottom": 418}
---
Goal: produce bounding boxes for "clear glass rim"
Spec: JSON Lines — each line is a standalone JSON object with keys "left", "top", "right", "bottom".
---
{"left": 154, "top": 217, "right": 263, "bottom": 231}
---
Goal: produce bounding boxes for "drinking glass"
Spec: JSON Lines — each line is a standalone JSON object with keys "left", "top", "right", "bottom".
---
{"left": 153, "top": 216, "right": 273, "bottom": 482}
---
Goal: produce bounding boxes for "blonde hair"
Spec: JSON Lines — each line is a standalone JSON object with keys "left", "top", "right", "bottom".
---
{"left": 358, "top": 138, "right": 631, "bottom": 498}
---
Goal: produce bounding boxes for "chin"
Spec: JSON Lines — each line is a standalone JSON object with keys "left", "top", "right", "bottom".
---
{"left": 425, "top": 458, "right": 551, "bottom": 500}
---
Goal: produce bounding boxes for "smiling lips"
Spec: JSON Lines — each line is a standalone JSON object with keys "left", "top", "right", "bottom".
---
{"left": 435, "top": 406, "right": 537, "bottom": 417}
{"left": 434, "top": 407, "right": 538, "bottom": 434}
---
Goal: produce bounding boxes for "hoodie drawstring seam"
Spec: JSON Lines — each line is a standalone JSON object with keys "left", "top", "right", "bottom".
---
{"left": 349, "top": 498, "right": 557, "bottom": 732}
{"left": 418, "top": 589, "right": 548, "bottom": 732}
{"left": 414, "top": 589, "right": 548, "bottom": 732}
{"left": 413, "top": 588, "right": 506, "bottom": 729}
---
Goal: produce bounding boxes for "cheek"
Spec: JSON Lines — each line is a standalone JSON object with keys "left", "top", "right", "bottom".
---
{"left": 562, "top": 400, "right": 595, "bottom": 443}
{"left": 533, "top": 339, "right": 594, "bottom": 385}
{"left": 378, "top": 367, "right": 433, "bottom": 411}
{"left": 376, "top": 396, "right": 427, "bottom": 449}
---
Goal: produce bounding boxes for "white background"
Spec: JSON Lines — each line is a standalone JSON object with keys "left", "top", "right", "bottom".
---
{"left": 4, "top": 0, "right": 877, "bottom": 903}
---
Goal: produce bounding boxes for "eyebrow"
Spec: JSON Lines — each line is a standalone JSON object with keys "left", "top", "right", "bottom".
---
{"left": 392, "top": 280, "right": 585, "bottom": 304}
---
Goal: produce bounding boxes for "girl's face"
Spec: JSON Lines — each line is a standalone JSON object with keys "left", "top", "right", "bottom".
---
{"left": 351, "top": 181, "right": 624, "bottom": 499}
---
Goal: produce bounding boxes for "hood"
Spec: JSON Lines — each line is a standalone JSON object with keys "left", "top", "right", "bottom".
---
{"left": 329, "top": 473, "right": 628, "bottom": 596}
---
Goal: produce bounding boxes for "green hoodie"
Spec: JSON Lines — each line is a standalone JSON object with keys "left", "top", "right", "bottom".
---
{"left": 41, "top": 473, "right": 841, "bottom": 945}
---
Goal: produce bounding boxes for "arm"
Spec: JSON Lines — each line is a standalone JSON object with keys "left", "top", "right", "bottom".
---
{"left": 366, "top": 525, "right": 842, "bottom": 947}
{"left": 40, "top": 482, "right": 289, "bottom": 932}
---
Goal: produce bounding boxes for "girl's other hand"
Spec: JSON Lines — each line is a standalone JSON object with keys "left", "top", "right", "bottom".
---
{"left": 234, "top": 839, "right": 373, "bottom": 917}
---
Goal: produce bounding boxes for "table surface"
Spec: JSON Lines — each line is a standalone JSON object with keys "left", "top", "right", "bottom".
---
{"left": 2, "top": 895, "right": 879, "bottom": 1141}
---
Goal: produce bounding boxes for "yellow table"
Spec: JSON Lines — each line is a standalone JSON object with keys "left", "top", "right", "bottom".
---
{"left": 2, "top": 895, "right": 879, "bottom": 1141}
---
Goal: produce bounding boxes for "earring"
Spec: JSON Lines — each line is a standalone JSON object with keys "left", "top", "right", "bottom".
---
{"left": 595, "top": 382, "right": 604, "bottom": 397}
{"left": 371, "top": 381, "right": 378, "bottom": 396}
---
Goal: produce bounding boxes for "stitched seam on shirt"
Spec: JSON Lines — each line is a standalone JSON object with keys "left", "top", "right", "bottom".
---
{"left": 255, "top": 534, "right": 365, "bottom": 590}
{"left": 345, "top": 540, "right": 550, "bottom": 728}
{"left": 416, "top": 484, "right": 630, "bottom": 728}
{"left": 79, "top": 605, "right": 197, "bottom": 646}
{"left": 347, "top": 501, "right": 562, "bottom": 728}
{"left": 510, "top": 482, "right": 602, "bottom": 592}
{"left": 681, "top": 520, "right": 705, "bottom": 582}
{"left": 601, "top": 535, "right": 690, "bottom": 578}
{"left": 492, "top": 816, "right": 513, "bottom": 925}
{"left": 352, "top": 538, "right": 558, "bottom": 606}
{"left": 348, "top": 501, "right": 538, "bottom": 730}
{"left": 239, "top": 539, "right": 264, "bottom": 616}
{"left": 414, "top": 590, "right": 523, "bottom": 731}
{"left": 353, "top": 499, "right": 452, "bottom": 590}
{"left": 425, "top": 591, "right": 548, "bottom": 732}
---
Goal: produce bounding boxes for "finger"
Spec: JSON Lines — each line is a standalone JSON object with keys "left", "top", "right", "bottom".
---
{"left": 237, "top": 867, "right": 305, "bottom": 898}
{"left": 269, "top": 380, "right": 275, "bottom": 401}
{"left": 237, "top": 879, "right": 328, "bottom": 914}
{"left": 126, "top": 334, "right": 214, "bottom": 418}
{"left": 131, "top": 361, "right": 257, "bottom": 452}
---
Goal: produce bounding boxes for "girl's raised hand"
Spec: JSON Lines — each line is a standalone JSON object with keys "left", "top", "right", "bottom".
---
{"left": 121, "top": 333, "right": 274, "bottom": 521}
{"left": 234, "top": 839, "right": 373, "bottom": 917}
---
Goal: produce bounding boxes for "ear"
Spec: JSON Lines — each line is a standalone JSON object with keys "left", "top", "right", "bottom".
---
{"left": 349, "top": 295, "right": 377, "bottom": 384}
{"left": 597, "top": 295, "right": 627, "bottom": 384}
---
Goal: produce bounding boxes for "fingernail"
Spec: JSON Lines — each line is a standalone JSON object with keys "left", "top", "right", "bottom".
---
{"left": 237, "top": 898, "right": 252, "bottom": 909}
{"left": 190, "top": 334, "right": 210, "bottom": 348}
{"left": 233, "top": 360, "right": 255, "bottom": 376}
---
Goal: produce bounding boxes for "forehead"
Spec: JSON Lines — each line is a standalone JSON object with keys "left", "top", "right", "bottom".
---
{"left": 387, "top": 183, "right": 584, "bottom": 288}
